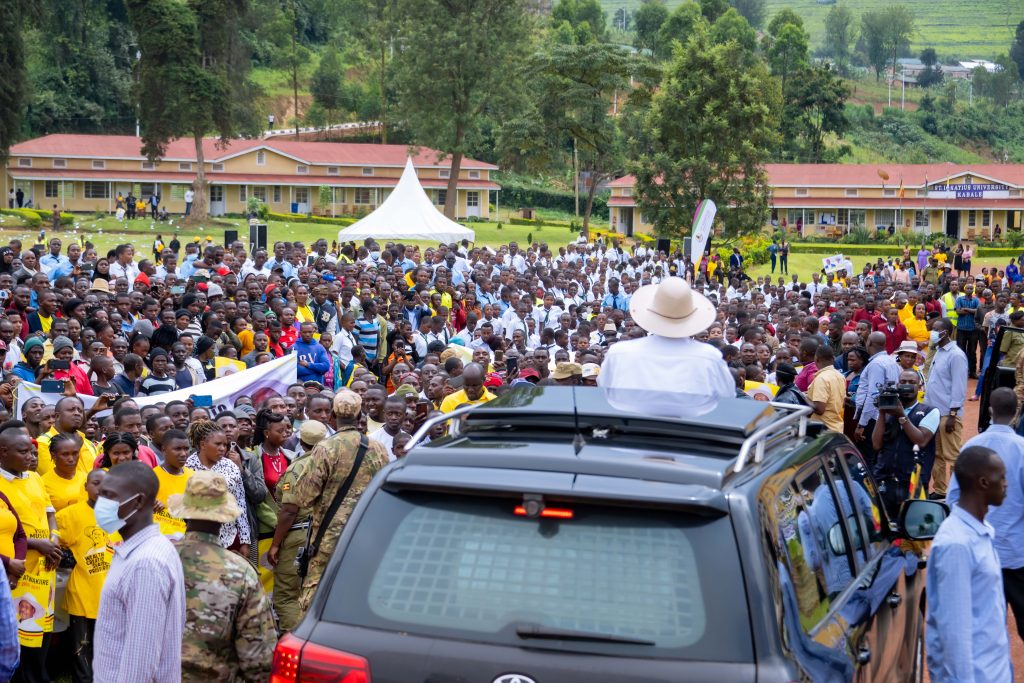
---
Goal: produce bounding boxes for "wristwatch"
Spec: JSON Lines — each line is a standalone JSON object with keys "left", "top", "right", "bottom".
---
{"left": 949, "top": 408, "right": 959, "bottom": 416}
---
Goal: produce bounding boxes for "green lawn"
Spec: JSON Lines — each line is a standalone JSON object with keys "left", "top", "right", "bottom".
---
{"left": 599, "top": 0, "right": 1016, "bottom": 57}
{"left": 0, "top": 213, "right": 582, "bottom": 256}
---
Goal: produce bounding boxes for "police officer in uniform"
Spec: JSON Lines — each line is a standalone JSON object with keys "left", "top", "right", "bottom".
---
{"left": 870, "top": 369, "right": 940, "bottom": 516}
{"left": 285, "top": 389, "right": 389, "bottom": 614}
{"left": 266, "top": 420, "right": 328, "bottom": 631}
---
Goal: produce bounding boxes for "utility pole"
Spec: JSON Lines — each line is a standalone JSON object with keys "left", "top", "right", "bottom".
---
{"left": 573, "top": 137, "right": 579, "bottom": 217}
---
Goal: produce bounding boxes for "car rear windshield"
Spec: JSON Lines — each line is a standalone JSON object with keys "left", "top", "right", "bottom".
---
{"left": 321, "top": 491, "right": 753, "bottom": 662}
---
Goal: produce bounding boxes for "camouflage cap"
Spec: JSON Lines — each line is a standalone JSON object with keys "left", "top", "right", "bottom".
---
{"left": 299, "top": 420, "right": 328, "bottom": 447}
{"left": 333, "top": 388, "right": 362, "bottom": 419}
{"left": 168, "top": 470, "right": 242, "bottom": 524}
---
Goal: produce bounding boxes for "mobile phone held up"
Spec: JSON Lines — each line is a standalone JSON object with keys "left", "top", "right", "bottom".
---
{"left": 47, "top": 359, "right": 70, "bottom": 370}
{"left": 40, "top": 379, "right": 64, "bottom": 394}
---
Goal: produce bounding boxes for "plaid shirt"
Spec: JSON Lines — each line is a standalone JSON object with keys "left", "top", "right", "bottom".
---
{"left": 94, "top": 524, "right": 185, "bottom": 683}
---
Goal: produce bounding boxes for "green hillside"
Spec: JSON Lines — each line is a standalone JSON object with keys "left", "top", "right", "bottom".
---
{"left": 601, "top": 0, "right": 1021, "bottom": 57}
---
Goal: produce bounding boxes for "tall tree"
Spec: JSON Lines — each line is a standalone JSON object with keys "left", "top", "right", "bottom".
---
{"left": 311, "top": 47, "right": 345, "bottom": 124}
{"left": 500, "top": 42, "right": 633, "bottom": 237}
{"left": 917, "top": 47, "right": 943, "bottom": 87}
{"left": 392, "top": 0, "right": 530, "bottom": 219}
{"left": 728, "top": 0, "right": 765, "bottom": 29}
{"left": 861, "top": 6, "right": 914, "bottom": 82}
{"left": 552, "top": 0, "right": 607, "bottom": 42}
{"left": 657, "top": 2, "right": 705, "bottom": 60}
{"left": 634, "top": 0, "right": 668, "bottom": 53}
{"left": 630, "top": 25, "right": 781, "bottom": 238}
{"left": 824, "top": 4, "right": 855, "bottom": 75}
{"left": 765, "top": 21, "right": 809, "bottom": 94}
{"left": 342, "top": 0, "right": 396, "bottom": 142}
{"left": 699, "top": 0, "right": 728, "bottom": 23}
{"left": 1010, "top": 19, "right": 1024, "bottom": 80}
{"left": 126, "top": 0, "right": 261, "bottom": 223}
{"left": 0, "top": 0, "right": 29, "bottom": 163}
{"left": 782, "top": 64, "right": 850, "bottom": 161}
{"left": 710, "top": 8, "right": 757, "bottom": 54}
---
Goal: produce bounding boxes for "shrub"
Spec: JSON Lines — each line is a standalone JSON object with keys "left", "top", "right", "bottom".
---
{"left": 0, "top": 209, "right": 41, "bottom": 227}
{"left": 266, "top": 211, "right": 357, "bottom": 226}
{"left": 33, "top": 209, "right": 74, "bottom": 226}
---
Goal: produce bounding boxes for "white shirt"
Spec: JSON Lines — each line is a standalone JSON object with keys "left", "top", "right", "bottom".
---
{"left": 532, "top": 306, "right": 563, "bottom": 330}
{"left": 369, "top": 427, "right": 398, "bottom": 462}
{"left": 184, "top": 190, "right": 195, "bottom": 203}
{"left": 598, "top": 335, "right": 734, "bottom": 416}
{"left": 154, "top": 265, "right": 179, "bottom": 280}
{"left": 332, "top": 328, "right": 358, "bottom": 365}
{"left": 108, "top": 260, "right": 140, "bottom": 288}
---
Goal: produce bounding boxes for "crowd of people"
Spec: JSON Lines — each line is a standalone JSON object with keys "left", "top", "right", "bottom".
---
{"left": 0, "top": 227, "right": 1013, "bottom": 681}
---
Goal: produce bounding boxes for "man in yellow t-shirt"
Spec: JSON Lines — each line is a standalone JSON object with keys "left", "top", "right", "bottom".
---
{"left": 153, "top": 430, "right": 194, "bottom": 539}
{"left": 36, "top": 396, "right": 99, "bottom": 478}
{"left": 56, "top": 469, "right": 120, "bottom": 683}
{"left": 807, "top": 346, "right": 847, "bottom": 433}
{"left": 0, "top": 430, "right": 62, "bottom": 677}
{"left": 439, "top": 363, "right": 496, "bottom": 413}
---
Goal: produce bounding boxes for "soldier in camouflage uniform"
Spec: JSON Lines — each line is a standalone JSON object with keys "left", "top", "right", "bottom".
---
{"left": 267, "top": 419, "right": 328, "bottom": 631}
{"left": 288, "top": 389, "right": 390, "bottom": 613}
{"left": 170, "top": 470, "right": 278, "bottom": 683}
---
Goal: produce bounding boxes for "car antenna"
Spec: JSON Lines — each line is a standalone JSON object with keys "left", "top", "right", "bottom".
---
{"left": 571, "top": 386, "right": 584, "bottom": 455}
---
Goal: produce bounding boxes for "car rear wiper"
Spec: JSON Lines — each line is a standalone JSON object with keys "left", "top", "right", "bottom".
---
{"left": 515, "top": 624, "right": 655, "bottom": 646}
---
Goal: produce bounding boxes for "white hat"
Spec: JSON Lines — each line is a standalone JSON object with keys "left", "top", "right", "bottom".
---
{"left": 894, "top": 341, "right": 920, "bottom": 356}
{"left": 581, "top": 363, "right": 600, "bottom": 379}
{"left": 628, "top": 278, "right": 716, "bottom": 338}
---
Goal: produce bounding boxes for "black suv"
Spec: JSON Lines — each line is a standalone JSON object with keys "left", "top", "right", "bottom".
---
{"left": 272, "top": 387, "right": 946, "bottom": 683}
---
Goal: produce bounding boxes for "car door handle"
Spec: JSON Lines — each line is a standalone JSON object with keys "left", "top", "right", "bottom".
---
{"left": 857, "top": 647, "right": 871, "bottom": 665}
{"left": 887, "top": 592, "right": 903, "bottom": 609}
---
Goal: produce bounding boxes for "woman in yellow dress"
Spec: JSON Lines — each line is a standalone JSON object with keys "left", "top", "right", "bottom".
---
{"left": 40, "top": 434, "right": 87, "bottom": 513}
{"left": 904, "top": 303, "right": 930, "bottom": 348}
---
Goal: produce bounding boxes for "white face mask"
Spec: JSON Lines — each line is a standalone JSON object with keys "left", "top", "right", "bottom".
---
{"left": 930, "top": 330, "right": 941, "bottom": 345}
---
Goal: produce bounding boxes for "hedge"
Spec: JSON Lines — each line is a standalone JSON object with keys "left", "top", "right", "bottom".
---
{"left": 0, "top": 208, "right": 73, "bottom": 228}
{"left": 788, "top": 243, "right": 1022, "bottom": 258}
{"left": 499, "top": 183, "right": 609, "bottom": 219}
{"left": 266, "top": 212, "right": 359, "bottom": 226}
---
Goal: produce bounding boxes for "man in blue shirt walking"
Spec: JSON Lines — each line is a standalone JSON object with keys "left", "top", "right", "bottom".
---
{"left": 927, "top": 445, "right": 1012, "bottom": 683}
{"left": 955, "top": 282, "right": 981, "bottom": 378}
{"left": 948, "top": 387, "right": 1024, "bottom": 641}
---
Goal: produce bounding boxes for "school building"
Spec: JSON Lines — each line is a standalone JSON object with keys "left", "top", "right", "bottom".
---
{"left": 3, "top": 134, "right": 499, "bottom": 219}
{"left": 607, "top": 164, "right": 1024, "bottom": 242}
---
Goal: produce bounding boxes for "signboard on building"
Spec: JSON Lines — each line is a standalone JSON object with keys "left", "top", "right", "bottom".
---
{"left": 928, "top": 182, "right": 1009, "bottom": 199}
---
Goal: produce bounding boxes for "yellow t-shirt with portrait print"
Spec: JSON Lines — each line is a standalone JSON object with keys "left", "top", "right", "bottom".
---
{"left": 0, "top": 471, "right": 56, "bottom": 646}
{"left": 56, "top": 500, "right": 120, "bottom": 619}
{"left": 154, "top": 466, "right": 194, "bottom": 539}
{"left": 40, "top": 470, "right": 86, "bottom": 513}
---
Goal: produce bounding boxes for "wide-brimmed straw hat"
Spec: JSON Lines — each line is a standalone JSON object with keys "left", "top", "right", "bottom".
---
{"left": 628, "top": 278, "right": 716, "bottom": 338}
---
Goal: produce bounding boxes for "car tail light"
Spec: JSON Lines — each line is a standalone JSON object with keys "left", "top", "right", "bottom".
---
{"left": 514, "top": 505, "right": 574, "bottom": 519}
{"left": 271, "top": 633, "right": 371, "bottom": 683}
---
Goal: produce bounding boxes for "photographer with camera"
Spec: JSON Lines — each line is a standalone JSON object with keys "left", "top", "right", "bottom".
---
{"left": 871, "top": 369, "right": 940, "bottom": 517}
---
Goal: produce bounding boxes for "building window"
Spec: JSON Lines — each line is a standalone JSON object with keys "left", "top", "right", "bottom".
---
{"left": 92, "top": 160, "right": 106, "bottom": 170}
{"left": 327, "top": 166, "right": 339, "bottom": 175}
{"left": 295, "top": 187, "right": 309, "bottom": 205}
{"left": 466, "top": 191, "right": 480, "bottom": 207}
{"left": 141, "top": 161, "right": 156, "bottom": 170}
{"left": 795, "top": 188, "right": 809, "bottom": 196}
{"left": 915, "top": 210, "right": 929, "bottom": 228}
{"left": 434, "top": 189, "right": 447, "bottom": 206}
{"left": 468, "top": 170, "right": 480, "bottom": 180}
{"left": 252, "top": 186, "right": 267, "bottom": 203}
{"left": 240, "top": 185, "right": 247, "bottom": 202}
{"left": 210, "top": 185, "right": 224, "bottom": 203}
{"left": 84, "top": 181, "right": 109, "bottom": 199}
{"left": 983, "top": 210, "right": 991, "bottom": 227}
{"left": 361, "top": 167, "right": 374, "bottom": 176}
{"left": 875, "top": 209, "right": 897, "bottom": 228}
{"left": 849, "top": 209, "right": 866, "bottom": 229}
{"left": 439, "top": 169, "right": 450, "bottom": 179}
{"left": 256, "top": 151, "right": 266, "bottom": 166}
{"left": 837, "top": 209, "right": 849, "bottom": 226}
{"left": 1011, "top": 190, "right": 1022, "bottom": 198}
{"left": 44, "top": 181, "right": 59, "bottom": 198}
{"left": 170, "top": 185, "right": 186, "bottom": 200}
{"left": 52, "top": 159, "right": 67, "bottom": 169}
{"left": 968, "top": 210, "right": 976, "bottom": 227}
{"left": 916, "top": 189, "right": 928, "bottom": 197}
{"left": 354, "top": 188, "right": 372, "bottom": 204}
{"left": 178, "top": 162, "right": 192, "bottom": 171}
{"left": 333, "top": 188, "right": 345, "bottom": 204}
{"left": 296, "top": 165, "right": 308, "bottom": 174}
{"left": 17, "top": 158, "right": 31, "bottom": 168}
{"left": 273, "top": 186, "right": 281, "bottom": 203}
{"left": 844, "top": 188, "right": 858, "bottom": 197}
{"left": 211, "top": 163, "right": 224, "bottom": 172}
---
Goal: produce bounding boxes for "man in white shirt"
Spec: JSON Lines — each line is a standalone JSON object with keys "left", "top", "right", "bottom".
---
{"left": 184, "top": 188, "right": 195, "bottom": 216}
{"left": 599, "top": 278, "right": 732, "bottom": 416}
{"left": 503, "top": 243, "right": 527, "bottom": 274}
{"left": 331, "top": 313, "right": 358, "bottom": 366}
{"left": 531, "top": 293, "right": 563, "bottom": 331}
{"left": 368, "top": 396, "right": 407, "bottom": 462}
{"left": 108, "top": 244, "right": 140, "bottom": 290}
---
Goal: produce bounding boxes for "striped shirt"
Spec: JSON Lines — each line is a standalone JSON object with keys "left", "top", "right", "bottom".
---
{"left": 354, "top": 317, "right": 381, "bottom": 362}
{"left": 94, "top": 524, "right": 185, "bottom": 682}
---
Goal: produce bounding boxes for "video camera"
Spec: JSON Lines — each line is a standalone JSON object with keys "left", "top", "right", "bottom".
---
{"left": 874, "top": 381, "right": 901, "bottom": 410}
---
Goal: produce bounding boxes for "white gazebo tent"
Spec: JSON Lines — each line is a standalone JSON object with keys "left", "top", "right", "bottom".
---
{"left": 337, "top": 157, "right": 475, "bottom": 244}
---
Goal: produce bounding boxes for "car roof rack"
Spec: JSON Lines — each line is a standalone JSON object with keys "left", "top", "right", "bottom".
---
{"left": 405, "top": 387, "right": 814, "bottom": 470}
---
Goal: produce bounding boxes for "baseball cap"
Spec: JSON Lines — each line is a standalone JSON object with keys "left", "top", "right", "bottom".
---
{"left": 299, "top": 420, "right": 328, "bottom": 447}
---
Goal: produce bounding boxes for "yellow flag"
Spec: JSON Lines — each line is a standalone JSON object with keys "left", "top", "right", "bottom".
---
{"left": 214, "top": 357, "right": 247, "bottom": 378}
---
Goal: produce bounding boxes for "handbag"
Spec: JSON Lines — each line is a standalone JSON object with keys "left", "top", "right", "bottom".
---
{"left": 296, "top": 435, "right": 369, "bottom": 579}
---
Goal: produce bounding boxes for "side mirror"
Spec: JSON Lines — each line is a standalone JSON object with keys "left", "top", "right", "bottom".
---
{"left": 827, "top": 515, "right": 866, "bottom": 556}
{"left": 898, "top": 499, "right": 949, "bottom": 540}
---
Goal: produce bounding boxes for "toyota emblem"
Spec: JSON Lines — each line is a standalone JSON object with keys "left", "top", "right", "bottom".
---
{"left": 493, "top": 675, "right": 537, "bottom": 683}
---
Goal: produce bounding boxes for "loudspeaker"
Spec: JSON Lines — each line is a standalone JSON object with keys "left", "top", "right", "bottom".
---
{"left": 248, "top": 222, "right": 268, "bottom": 254}
{"left": 656, "top": 238, "right": 671, "bottom": 254}
{"left": 224, "top": 230, "right": 238, "bottom": 248}
{"left": 683, "top": 237, "right": 692, "bottom": 257}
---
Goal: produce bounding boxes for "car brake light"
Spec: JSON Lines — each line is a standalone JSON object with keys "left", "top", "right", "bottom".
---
{"left": 271, "top": 633, "right": 371, "bottom": 683}
{"left": 514, "top": 505, "right": 574, "bottom": 519}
